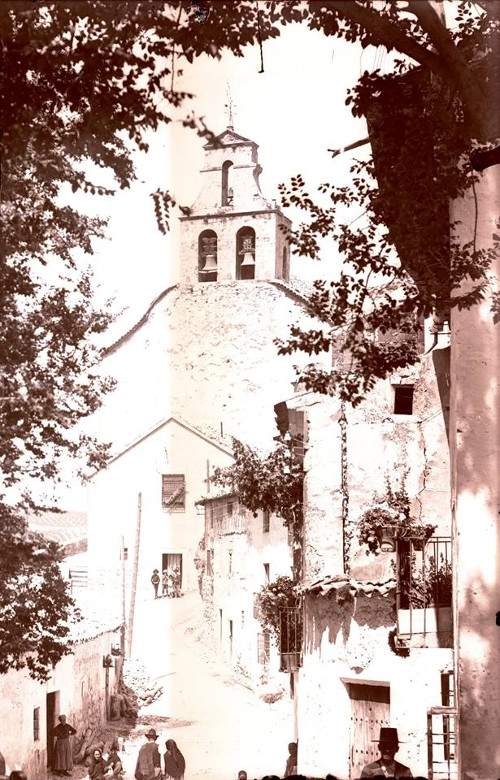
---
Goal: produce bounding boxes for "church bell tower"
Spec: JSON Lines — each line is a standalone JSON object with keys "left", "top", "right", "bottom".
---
{"left": 178, "top": 127, "right": 291, "bottom": 284}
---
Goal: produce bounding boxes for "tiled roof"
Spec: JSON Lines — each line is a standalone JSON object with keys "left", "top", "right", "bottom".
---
{"left": 303, "top": 574, "right": 397, "bottom": 598}
{"left": 28, "top": 510, "right": 87, "bottom": 545}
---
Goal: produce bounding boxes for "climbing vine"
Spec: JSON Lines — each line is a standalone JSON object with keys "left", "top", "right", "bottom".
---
{"left": 211, "top": 437, "right": 304, "bottom": 580}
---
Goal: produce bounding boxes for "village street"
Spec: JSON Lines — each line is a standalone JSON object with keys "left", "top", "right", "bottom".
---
{"left": 117, "top": 589, "right": 295, "bottom": 780}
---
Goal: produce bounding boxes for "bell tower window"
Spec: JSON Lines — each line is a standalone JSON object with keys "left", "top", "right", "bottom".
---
{"left": 236, "top": 227, "right": 256, "bottom": 280}
{"left": 222, "top": 161, "right": 234, "bottom": 206}
{"left": 198, "top": 230, "right": 218, "bottom": 282}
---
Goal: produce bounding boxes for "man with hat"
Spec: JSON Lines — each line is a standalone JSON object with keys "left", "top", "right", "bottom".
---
{"left": 135, "top": 729, "right": 161, "bottom": 780}
{"left": 361, "top": 727, "right": 412, "bottom": 778}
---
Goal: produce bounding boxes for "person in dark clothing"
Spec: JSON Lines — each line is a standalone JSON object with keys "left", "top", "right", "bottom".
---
{"left": 285, "top": 742, "right": 298, "bottom": 776}
{"left": 135, "top": 729, "right": 161, "bottom": 780}
{"left": 361, "top": 727, "right": 413, "bottom": 778}
{"left": 87, "top": 749, "right": 107, "bottom": 780}
{"left": 163, "top": 739, "right": 185, "bottom": 780}
{"left": 52, "top": 715, "right": 76, "bottom": 776}
{"left": 151, "top": 570, "right": 160, "bottom": 599}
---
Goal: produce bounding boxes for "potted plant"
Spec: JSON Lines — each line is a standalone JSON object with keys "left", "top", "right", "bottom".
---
{"left": 357, "top": 479, "right": 436, "bottom": 554}
{"left": 397, "top": 552, "right": 453, "bottom": 637}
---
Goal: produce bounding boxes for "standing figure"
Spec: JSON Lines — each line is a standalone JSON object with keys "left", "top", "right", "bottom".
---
{"left": 285, "top": 742, "right": 298, "bottom": 776}
{"left": 161, "top": 569, "right": 168, "bottom": 597}
{"left": 361, "top": 728, "right": 413, "bottom": 778}
{"left": 151, "top": 569, "right": 160, "bottom": 599}
{"left": 52, "top": 715, "right": 76, "bottom": 776}
{"left": 135, "top": 729, "right": 161, "bottom": 780}
{"left": 163, "top": 740, "right": 185, "bottom": 780}
{"left": 87, "top": 749, "right": 107, "bottom": 780}
{"left": 172, "top": 568, "right": 181, "bottom": 598}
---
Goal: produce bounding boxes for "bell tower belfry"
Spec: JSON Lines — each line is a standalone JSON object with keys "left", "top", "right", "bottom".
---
{"left": 178, "top": 127, "right": 291, "bottom": 284}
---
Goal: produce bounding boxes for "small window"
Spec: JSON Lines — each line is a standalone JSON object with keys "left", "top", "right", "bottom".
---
{"left": 264, "top": 562, "right": 270, "bottom": 585}
{"left": 222, "top": 160, "right": 234, "bottom": 206}
{"left": 263, "top": 510, "right": 270, "bottom": 534}
{"left": 161, "top": 474, "right": 185, "bottom": 512}
{"left": 33, "top": 707, "right": 40, "bottom": 741}
{"left": 198, "top": 229, "right": 218, "bottom": 282}
{"left": 394, "top": 385, "right": 414, "bottom": 415}
{"left": 236, "top": 227, "right": 256, "bottom": 280}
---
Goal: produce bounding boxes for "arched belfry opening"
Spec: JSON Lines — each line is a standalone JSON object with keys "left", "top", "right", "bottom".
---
{"left": 221, "top": 161, "right": 234, "bottom": 207}
{"left": 236, "top": 227, "right": 256, "bottom": 280}
{"left": 198, "top": 230, "right": 218, "bottom": 282}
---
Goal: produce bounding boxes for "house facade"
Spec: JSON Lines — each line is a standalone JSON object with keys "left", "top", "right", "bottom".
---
{"left": 0, "top": 626, "right": 121, "bottom": 780}
{"left": 198, "top": 492, "right": 293, "bottom": 690}
{"left": 279, "top": 345, "right": 455, "bottom": 779}
{"left": 87, "top": 416, "right": 233, "bottom": 653}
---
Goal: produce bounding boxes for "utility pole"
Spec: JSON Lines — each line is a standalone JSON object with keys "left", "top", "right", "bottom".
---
{"left": 127, "top": 493, "right": 142, "bottom": 657}
{"left": 120, "top": 535, "right": 126, "bottom": 657}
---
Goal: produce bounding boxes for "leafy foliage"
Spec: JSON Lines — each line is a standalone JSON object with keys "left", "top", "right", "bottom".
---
{"left": 0, "top": 506, "right": 78, "bottom": 681}
{"left": 357, "top": 477, "right": 436, "bottom": 554}
{"left": 256, "top": 575, "right": 298, "bottom": 642}
{"left": 212, "top": 438, "right": 303, "bottom": 528}
{"left": 407, "top": 554, "right": 453, "bottom": 608}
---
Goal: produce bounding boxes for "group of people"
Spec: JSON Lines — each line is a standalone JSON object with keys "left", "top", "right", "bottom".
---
{"left": 236, "top": 728, "right": 413, "bottom": 779}
{"left": 151, "top": 568, "right": 181, "bottom": 599}
{"left": 135, "top": 729, "right": 185, "bottom": 780}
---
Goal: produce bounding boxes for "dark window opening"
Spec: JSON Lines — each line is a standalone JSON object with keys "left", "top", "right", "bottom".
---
{"left": 161, "top": 474, "right": 186, "bottom": 512}
{"left": 222, "top": 160, "right": 234, "bottom": 206}
{"left": 33, "top": 707, "right": 40, "bottom": 741}
{"left": 264, "top": 562, "right": 270, "bottom": 585}
{"left": 263, "top": 510, "right": 270, "bottom": 534}
{"left": 236, "top": 227, "right": 256, "bottom": 280}
{"left": 198, "top": 229, "right": 218, "bottom": 282}
{"left": 279, "top": 605, "right": 303, "bottom": 672}
{"left": 394, "top": 385, "right": 414, "bottom": 415}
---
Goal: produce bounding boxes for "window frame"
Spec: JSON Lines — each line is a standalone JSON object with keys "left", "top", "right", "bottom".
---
{"left": 161, "top": 474, "right": 186, "bottom": 512}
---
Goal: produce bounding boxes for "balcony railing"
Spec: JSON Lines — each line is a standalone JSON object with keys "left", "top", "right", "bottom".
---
{"left": 396, "top": 537, "right": 452, "bottom": 648}
{"left": 279, "top": 606, "right": 303, "bottom": 672}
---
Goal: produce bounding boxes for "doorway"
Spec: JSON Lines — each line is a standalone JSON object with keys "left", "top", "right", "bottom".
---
{"left": 46, "top": 691, "right": 60, "bottom": 768}
{"left": 162, "top": 553, "right": 183, "bottom": 588}
{"left": 348, "top": 683, "right": 390, "bottom": 779}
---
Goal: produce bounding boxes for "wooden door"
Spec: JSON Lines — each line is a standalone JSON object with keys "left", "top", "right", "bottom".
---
{"left": 349, "top": 683, "right": 390, "bottom": 779}
{"left": 46, "top": 691, "right": 59, "bottom": 768}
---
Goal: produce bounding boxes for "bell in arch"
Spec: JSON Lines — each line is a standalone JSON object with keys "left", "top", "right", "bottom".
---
{"left": 239, "top": 236, "right": 255, "bottom": 267}
{"left": 201, "top": 253, "right": 218, "bottom": 272}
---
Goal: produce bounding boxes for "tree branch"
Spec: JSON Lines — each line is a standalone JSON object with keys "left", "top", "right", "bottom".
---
{"left": 324, "top": 1, "right": 449, "bottom": 76}
{"left": 407, "top": 0, "right": 486, "bottom": 136}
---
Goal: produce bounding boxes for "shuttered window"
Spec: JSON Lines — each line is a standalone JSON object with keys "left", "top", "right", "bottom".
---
{"left": 161, "top": 474, "right": 185, "bottom": 512}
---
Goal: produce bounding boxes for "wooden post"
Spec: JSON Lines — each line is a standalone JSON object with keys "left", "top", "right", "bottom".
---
{"left": 127, "top": 493, "right": 142, "bottom": 657}
{"left": 120, "top": 535, "right": 126, "bottom": 657}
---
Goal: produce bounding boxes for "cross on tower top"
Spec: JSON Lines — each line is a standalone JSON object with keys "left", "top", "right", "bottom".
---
{"left": 224, "top": 83, "right": 236, "bottom": 130}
